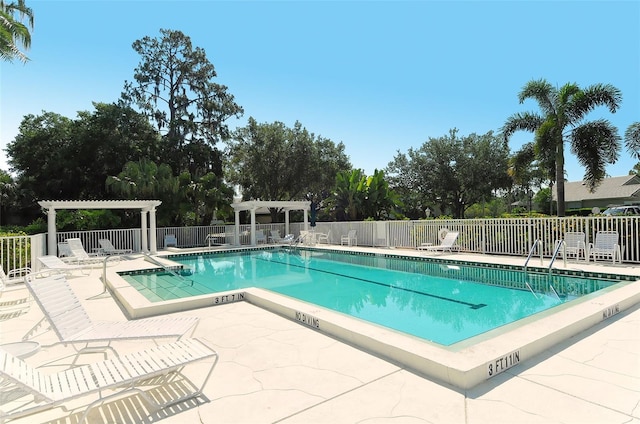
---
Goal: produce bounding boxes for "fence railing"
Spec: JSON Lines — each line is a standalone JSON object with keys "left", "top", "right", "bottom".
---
{"left": 2, "top": 216, "right": 638, "bottom": 274}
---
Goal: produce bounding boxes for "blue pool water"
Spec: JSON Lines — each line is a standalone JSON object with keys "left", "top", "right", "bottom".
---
{"left": 120, "top": 248, "right": 622, "bottom": 346}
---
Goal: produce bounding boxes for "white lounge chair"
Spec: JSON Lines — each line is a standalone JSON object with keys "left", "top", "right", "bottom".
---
{"left": 418, "top": 231, "right": 459, "bottom": 253}
{"left": 588, "top": 231, "right": 622, "bottom": 264}
{"left": 38, "top": 255, "right": 91, "bottom": 275}
{"left": 341, "top": 230, "right": 357, "bottom": 246}
{"left": 269, "top": 230, "right": 294, "bottom": 244}
{"left": 23, "top": 273, "right": 199, "bottom": 355}
{"left": 98, "top": 238, "right": 132, "bottom": 255}
{"left": 0, "top": 337, "right": 218, "bottom": 423}
{"left": 0, "top": 267, "right": 32, "bottom": 319}
{"left": 0, "top": 265, "right": 31, "bottom": 286}
{"left": 65, "top": 238, "right": 103, "bottom": 264}
{"left": 561, "top": 232, "right": 587, "bottom": 261}
{"left": 57, "top": 241, "right": 78, "bottom": 263}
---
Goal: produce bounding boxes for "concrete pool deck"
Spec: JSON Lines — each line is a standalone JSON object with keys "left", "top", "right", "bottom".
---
{"left": 1, "top": 248, "right": 639, "bottom": 423}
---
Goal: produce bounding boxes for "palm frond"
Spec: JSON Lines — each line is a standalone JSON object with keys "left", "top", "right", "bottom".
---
{"left": 571, "top": 120, "right": 621, "bottom": 190}
{"left": 518, "top": 79, "right": 556, "bottom": 115}
{"left": 569, "top": 83, "right": 622, "bottom": 122}
{"left": 624, "top": 122, "right": 640, "bottom": 159}
{"left": 501, "top": 112, "right": 543, "bottom": 140}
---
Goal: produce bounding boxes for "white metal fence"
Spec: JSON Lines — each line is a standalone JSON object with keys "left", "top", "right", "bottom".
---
{"left": 1, "top": 216, "right": 638, "bottom": 273}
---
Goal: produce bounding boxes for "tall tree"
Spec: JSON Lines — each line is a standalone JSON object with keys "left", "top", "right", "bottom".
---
{"left": 227, "top": 118, "right": 351, "bottom": 221}
{"left": 6, "top": 112, "right": 75, "bottom": 199}
{"left": 0, "top": 0, "right": 33, "bottom": 63}
{"left": 121, "top": 28, "right": 243, "bottom": 175}
{"left": 387, "top": 130, "right": 510, "bottom": 219}
{"left": 502, "top": 79, "right": 622, "bottom": 216}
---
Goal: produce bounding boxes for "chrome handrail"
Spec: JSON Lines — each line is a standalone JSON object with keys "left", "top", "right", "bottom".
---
{"left": 523, "top": 239, "right": 543, "bottom": 271}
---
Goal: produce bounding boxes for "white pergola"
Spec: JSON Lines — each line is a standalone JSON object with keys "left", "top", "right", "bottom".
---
{"left": 231, "top": 200, "right": 312, "bottom": 245}
{"left": 38, "top": 200, "right": 162, "bottom": 255}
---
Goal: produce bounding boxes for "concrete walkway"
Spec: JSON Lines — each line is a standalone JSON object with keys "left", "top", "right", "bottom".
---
{"left": 1, "top": 252, "right": 638, "bottom": 423}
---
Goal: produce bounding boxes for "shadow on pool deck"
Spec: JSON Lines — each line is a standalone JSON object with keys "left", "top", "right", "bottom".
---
{"left": 2, "top": 249, "right": 639, "bottom": 423}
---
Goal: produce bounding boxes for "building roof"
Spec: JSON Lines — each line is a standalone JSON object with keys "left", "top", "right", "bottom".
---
{"left": 554, "top": 175, "right": 640, "bottom": 202}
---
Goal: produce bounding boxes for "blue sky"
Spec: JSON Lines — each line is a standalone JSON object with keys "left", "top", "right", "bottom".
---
{"left": 1, "top": 0, "right": 638, "bottom": 183}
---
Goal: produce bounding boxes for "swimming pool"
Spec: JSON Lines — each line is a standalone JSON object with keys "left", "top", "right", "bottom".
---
{"left": 120, "top": 248, "right": 624, "bottom": 346}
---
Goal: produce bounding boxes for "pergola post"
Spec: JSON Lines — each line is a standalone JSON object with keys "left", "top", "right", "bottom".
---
{"left": 149, "top": 207, "right": 158, "bottom": 254}
{"left": 234, "top": 210, "right": 240, "bottom": 246}
{"left": 140, "top": 210, "right": 148, "bottom": 253}
{"left": 285, "top": 209, "right": 290, "bottom": 235}
{"left": 250, "top": 208, "right": 257, "bottom": 246}
{"left": 47, "top": 207, "right": 56, "bottom": 255}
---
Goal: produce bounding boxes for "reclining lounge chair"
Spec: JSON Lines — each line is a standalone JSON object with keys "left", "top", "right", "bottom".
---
{"left": 418, "top": 231, "right": 460, "bottom": 254}
{"left": 0, "top": 338, "right": 218, "bottom": 423}
{"left": 23, "top": 273, "right": 199, "bottom": 357}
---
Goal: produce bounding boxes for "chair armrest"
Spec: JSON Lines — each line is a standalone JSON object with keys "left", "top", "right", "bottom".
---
{"left": 7, "top": 267, "right": 32, "bottom": 278}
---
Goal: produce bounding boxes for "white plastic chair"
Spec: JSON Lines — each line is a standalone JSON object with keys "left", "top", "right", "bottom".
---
{"left": 562, "top": 232, "right": 587, "bottom": 260}
{"left": 316, "top": 230, "right": 331, "bottom": 244}
{"left": 340, "top": 230, "right": 357, "bottom": 246}
{"left": 0, "top": 338, "right": 218, "bottom": 423}
{"left": 255, "top": 230, "right": 267, "bottom": 244}
{"left": 588, "top": 231, "right": 622, "bottom": 264}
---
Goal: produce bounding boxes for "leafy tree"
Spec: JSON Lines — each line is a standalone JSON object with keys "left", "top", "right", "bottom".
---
{"left": 508, "top": 142, "right": 554, "bottom": 212}
{"left": 72, "top": 102, "right": 163, "bottom": 198}
{"left": 331, "top": 169, "right": 367, "bottom": 221}
{"left": 0, "top": 170, "right": 16, "bottom": 226}
{"left": 7, "top": 112, "right": 75, "bottom": 199}
{"left": 0, "top": 0, "right": 33, "bottom": 63}
{"left": 121, "top": 28, "right": 244, "bottom": 175}
{"left": 328, "top": 169, "right": 401, "bottom": 221}
{"left": 502, "top": 79, "right": 623, "bottom": 216}
{"left": 106, "top": 158, "right": 180, "bottom": 225}
{"left": 227, "top": 118, "right": 351, "bottom": 221}
{"left": 6, "top": 104, "right": 163, "bottom": 216}
{"left": 106, "top": 158, "right": 178, "bottom": 199}
{"left": 387, "top": 129, "right": 510, "bottom": 219}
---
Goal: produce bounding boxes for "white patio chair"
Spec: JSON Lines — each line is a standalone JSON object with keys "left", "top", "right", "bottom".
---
{"left": 316, "top": 230, "right": 331, "bottom": 244}
{"left": 340, "top": 230, "right": 357, "bottom": 246}
{"left": 418, "top": 231, "right": 459, "bottom": 254}
{"left": 561, "top": 232, "right": 587, "bottom": 260}
{"left": 0, "top": 338, "right": 218, "bottom": 424}
{"left": 255, "top": 229, "right": 267, "bottom": 244}
{"left": 23, "top": 273, "right": 199, "bottom": 358}
{"left": 98, "top": 238, "right": 132, "bottom": 255}
{"left": 164, "top": 233, "right": 177, "bottom": 247}
{"left": 588, "top": 231, "right": 622, "bottom": 264}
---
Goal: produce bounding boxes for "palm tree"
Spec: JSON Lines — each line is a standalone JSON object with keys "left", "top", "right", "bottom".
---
{"left": 502, "top": 79, "right": 622, "bottom": 216}
{"left": 0, "top": 0, "right": 34, "bottom": 63}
